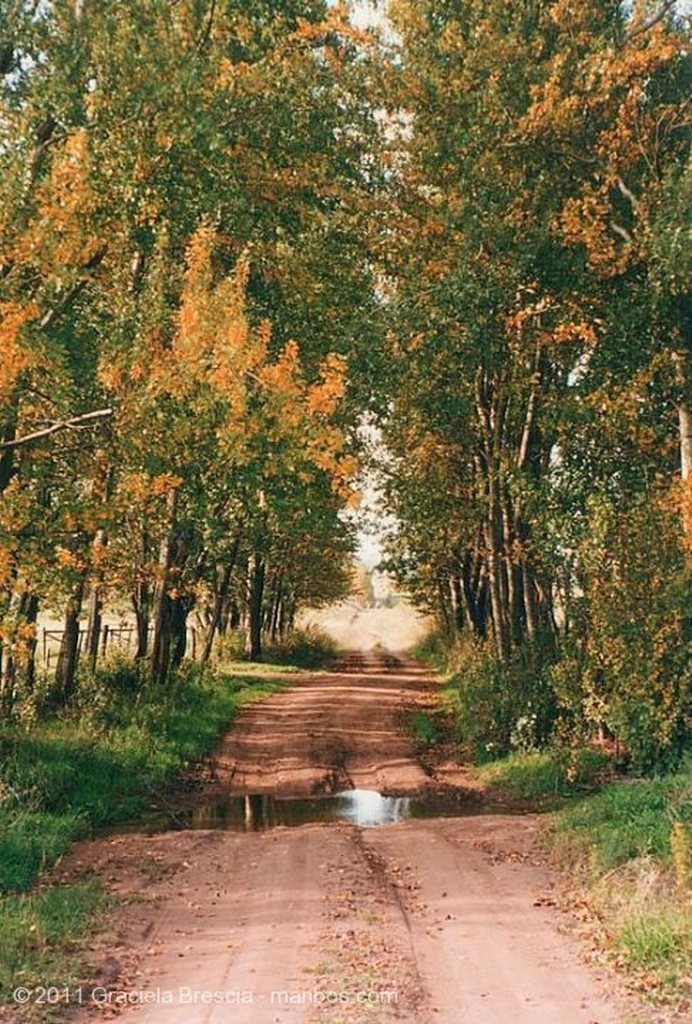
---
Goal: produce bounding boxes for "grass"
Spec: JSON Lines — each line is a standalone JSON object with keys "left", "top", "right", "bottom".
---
{"left": 549, "top": 762, "right": 692, "bottom": 1005}
{"left": 407, "top": 710, "right": 441, "bottom": 747}
{"left": 0, "top": 659, "right": 292, "bottom": 1011}
{"left": 218, "top": 660, "right": 304, "bottom": 675}
{"left": 0, "top": 666, "right": 288, "bottom": 894}
{"left": 472, "top": 748, "right": 613, "bottom": 803}
{"left": 551, "top": 768, "right": 691, "bottom": 874}
{"left": 0, "top": 881, "right": 110, "bottom": 998}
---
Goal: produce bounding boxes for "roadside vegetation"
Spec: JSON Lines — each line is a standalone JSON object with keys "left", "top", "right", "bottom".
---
{"left": 550, "top": 766, "right": 692, "bottom": 1005}
{"left": 383, "top": 1, "right": 691, "bottom": 780}
{"left": 0, "top": 653, "right": 299, "bottom": 1008}
{"left": 414, "top": 633, "right": 691, "bottom": 1009}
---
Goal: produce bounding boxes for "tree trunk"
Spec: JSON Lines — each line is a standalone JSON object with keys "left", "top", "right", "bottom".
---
{"left": 679, "top": 402, "right": 691, "bottom": 478}
{"left": 151, "top": 489, "right": 177, "bottom": 685}
{"left": 55, "top": 578, "right": 85, "bottom": 703}
{"left": 229, "top": 599, "right": 241, "bottom": 631}
{"left": 450, "top": 572, "right": 467, "bottom": 633}
{"left": 85, "top": 529, "right": 107, "bottom": 670}
{"left": 485, "top": 477, "right": 511, "bottom": 661}
{"left": 169, "top": 596, "right": 190, "bottom": 670}
{"left": 673, "top": 326, "right": 692, "bottom": 542}
{"left": 0, "top": 389, "right": 19, "bottom": 495}
{"left": 270, "top": 572, "right": 284, "bottom": 643}
{"left": 131, "top": 526, "right": 151, "bottom": 658}
{"left": 245, "top": 552, "right": 265, "bottom": 661}
{"left": 461, "top": 550, "right": 485, "bottom": 637}
{"left": 521, "top": 559, "right": 539, "bottom": 643}
{"left": 201, "top": 535, "right": 241, "bottom": 666}
{"left": 133, "top": 588, "right": 150, "bottom": 659}
{"left": 22, "top": 593, "right": 39, "bottom": 692}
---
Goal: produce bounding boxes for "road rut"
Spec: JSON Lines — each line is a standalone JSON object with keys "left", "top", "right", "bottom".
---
{"left": 58, "top": 653, "right": 632, "bottom": 1024}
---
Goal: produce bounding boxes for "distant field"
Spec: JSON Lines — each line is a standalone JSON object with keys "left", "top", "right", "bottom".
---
{"left": 298, "top": 601, "right": 432, "bottom": 652}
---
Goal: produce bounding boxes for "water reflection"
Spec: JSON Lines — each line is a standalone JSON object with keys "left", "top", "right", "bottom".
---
{"left": 335, "top": 789, "right": 410, "bottom": 826}
{"left": 107, "top": 787, "right": 487, "bottom": 836}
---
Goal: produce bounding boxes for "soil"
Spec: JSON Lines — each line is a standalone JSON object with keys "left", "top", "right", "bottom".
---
{"left": 47, "top": 651, "right": 645, "bottom": 1024}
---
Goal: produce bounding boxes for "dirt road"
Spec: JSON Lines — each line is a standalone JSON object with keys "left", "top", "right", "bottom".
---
{"left": 62, "top": 653, "right": 630, "bottom": 1024}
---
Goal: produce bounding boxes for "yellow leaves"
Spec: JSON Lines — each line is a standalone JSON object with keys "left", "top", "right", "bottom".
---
{"left": 307, "top": 353, "right": 347, "bottom": 417}
{"left": 26, "top": 128, "right": 100, "bottom": 271}
{"left": 118, "top": 472, "right": 154, "bottom": 506}
{"left": 97, "top": 361, "right": 123, "bottom": 393}
{"left": 216, "top": 57, "right": 252, "bottom": 89}
{"left": 259, "top": 338, "right": 301, "bottom": 394}
{"left": 521, "top": 67, "right": 584, "bottom": 140}
{"left": 0, "top": 301, "right": 39, "bottom": 396}
{"left": 114, "top": 472, "right": 182, "bottom": 523}
{"left": 181, "top": 223, "right": 216, "bottom": 297}
{"left": 0, "top": 542, "right": 13, "bottom": 590}
{"left": 151, "top": 473, "right": 183, "bottom": 496}
{"left": 558, "top": 192, "right": 630, "bottom": 276}
{"left": 172, "top": 228, "right": 265, "bottom": 407}
{"left": 54, "top": 547, "right": 85, "bottom": 573}
{"left": 552, "top": 321, "right": 598, "bottom": 347}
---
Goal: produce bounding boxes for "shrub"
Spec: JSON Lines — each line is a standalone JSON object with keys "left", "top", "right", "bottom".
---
{"left": 264, "top": 627, "right": 339, "bottom": 669}
{"left": 444, "top": 637, "right": 558, "bottom": 763}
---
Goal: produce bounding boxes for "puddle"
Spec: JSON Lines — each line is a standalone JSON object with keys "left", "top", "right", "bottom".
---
{"left": 105, "top": 788, "right": 490, "bottom": 836}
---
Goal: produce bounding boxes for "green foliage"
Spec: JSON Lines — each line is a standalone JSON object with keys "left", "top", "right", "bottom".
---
{"left": 549, "top": 494, "right": 692, "bottom": 775}
{"left": 263, "top": 626, "right": 339, "bottom": 670}
{"left": 443, "top": 637, "right": 558, "bottom": 763}
{"left": 474, "top": 749, "right": 612, "bottom": 802}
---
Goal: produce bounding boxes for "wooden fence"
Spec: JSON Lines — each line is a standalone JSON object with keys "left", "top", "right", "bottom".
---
{"left": 40, "top": 624, "right": 201, "bottom": 668}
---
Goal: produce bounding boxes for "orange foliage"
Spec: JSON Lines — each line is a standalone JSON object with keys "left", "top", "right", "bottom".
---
{"left": 306, "top": 353, "right": 347, "bottom": 417}
{"left": 0, "top": 301, "right": 39, "bottom": 395}
{"left": 17, "top": 129, "right": 101, "bottom": 272}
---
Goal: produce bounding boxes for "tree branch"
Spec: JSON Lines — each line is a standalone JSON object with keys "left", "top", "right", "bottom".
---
{"left": 197, "top": 0, "right": 216, "bottom": 51}
{"left": 611, "top": 221, "right": 633, "bottom": 244}
{"left": 0, "top": 408, "right": 113, "bottom": 450}
{"left": 39, "top": 245, "right": 108, "bottom": 330}
{"left": 625, "top": 1, "right": 677, "bottom": 44}
{"left": 617, "top": 176, "right": 640, "bottom": 211}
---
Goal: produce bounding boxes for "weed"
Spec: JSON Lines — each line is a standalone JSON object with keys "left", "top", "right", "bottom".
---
{"left": 408, "top": 710, "right": 440, "bottom": 747}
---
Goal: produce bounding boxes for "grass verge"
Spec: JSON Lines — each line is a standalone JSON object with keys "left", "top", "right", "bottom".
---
{"left": 0, "top": 881, "right": 110, "bottom": 1001}
{"left": 0, "top": 665, "right": 288, "bottom": 892}
{"left": 0, "top": 661, "right": 291, "bottom": 1010}
{"left": 548, "top": 763, "right": 692, "bottom": 1008}
{"left": 472, "top": 748, "right": 614, "bottom": 804}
